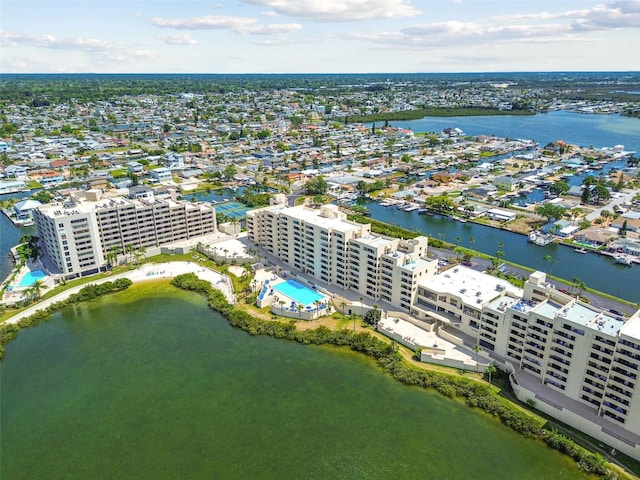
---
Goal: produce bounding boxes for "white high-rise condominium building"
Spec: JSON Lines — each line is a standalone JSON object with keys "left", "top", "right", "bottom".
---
{"left": 248, "top": 202, "right": 640, "bottom": 457}
{"left": 412, "top": 267, "right": 640, "bottom": 457}
{"left": 246, "top": 203, "right": 437, "bottom": 306}
{"left": 34, "top": 189, "right": 216, "bottom": 278}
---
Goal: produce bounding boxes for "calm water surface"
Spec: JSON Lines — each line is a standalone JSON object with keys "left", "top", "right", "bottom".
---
{"left": 388, "top": 110, "right": 640, "bottom": 152}
{"left": 1, "top": 282, "right": 590, "bottom": 480}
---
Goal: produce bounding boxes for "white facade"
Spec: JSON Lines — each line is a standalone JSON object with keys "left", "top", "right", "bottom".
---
{"left": 34, "top": 189, "right": 216, "bottom": 278}
{"left": 246, "top": 203, "right": 437, "bottom": 305}
{"left": 249, "top": 202, "right": 640, "bottom": 454}
{"left": 150, "top": 167, "right": 172, "bottom": 183}
{"left": 412, "top": 267, "right": 640, "bottom": 453}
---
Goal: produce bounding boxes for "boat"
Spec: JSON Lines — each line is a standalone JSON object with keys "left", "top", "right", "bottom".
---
{"left": 403, "top": 204, "right": 419, "bottom": 212}
{"left": 528, "top": 231, "right": 554, "bottom": 246}
{"left": 418, "top": 208, "right": 433, "bottom": 215}
{"left": 614, "top": 256, "right": 633, "bottom": 266}
{"left": 574, "top": 248, "right": 588, "bottom": 254}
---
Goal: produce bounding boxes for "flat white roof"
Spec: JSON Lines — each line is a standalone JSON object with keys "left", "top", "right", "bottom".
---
{"left": 283, "top": 205, "right": 362, "bottom": 233}
{"left": 418, "top": 265, "right": 522, "bottom": 306}
{"left": 620, "top": 316, "right": 640, "bottom": 341}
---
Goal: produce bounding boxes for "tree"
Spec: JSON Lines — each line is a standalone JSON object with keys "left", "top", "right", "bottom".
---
{"left": 535, "top": 204, "right": 566, "bottom": 223}
{"left": 125, "top": 244, "right": 135, "bottom": 263}
{"left": 591, "top": 184, "right": 610, "bottom": 204}
{"left": 135, "top": 246, "right": 147, "bottom": 264}
{"left": 485, "top": 365, "right": 497, "bottom": 386}
{"left": 469, "top": 236, "right": 475, "bottom": 249}
{"left": 543, "top": 255, "right": 557, "bottom": 277}
{"left": 570, "top": 207, "right": 583, "bottom": 225}
{"left": 28, "top": 279, "right": 48, "bottom": 300}
{"left": 549, "top": 180, "right": 570, "bottom": 195}
{"left": 424, "top": 194, "right": 455, "bottom": 213}
{"left": 32, "top": 190, "right": 53, "bottom": 204}
{"left": 620, "top": 220, "right": 628, "bottom": 237}
{"left": 106, "top": 246, "right": 120, "bottom": 269}
{"left": 581, "top": 186, "right": 591, "bottom": 205}
{"left": 303, "top": 176, "right": 328, "bottom": 195}
{"left": 472, "top": 345, "right": 483, "bottom": 374}
{"left": 223, "top": 164, "right": 237, "bottom": 181}
{"left": 355, "top": 180, "right": 369, "bottom": 198}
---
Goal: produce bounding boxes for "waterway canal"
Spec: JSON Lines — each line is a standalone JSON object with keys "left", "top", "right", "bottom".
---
{"left": 366, "top": 201, "right": 639, "bottom": 304}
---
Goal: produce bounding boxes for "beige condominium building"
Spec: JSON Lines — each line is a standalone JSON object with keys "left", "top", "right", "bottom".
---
{"left": 34, "top": 188, "right": 216, "bottom": 278}
{"left": 412, "top": 267, "right": 640, "bottom": 458}
{"left": 246, "top": 203, "right": 437, "bottom": 308}
{"left": 248, "top": 202, "right": 640, "bottom": 458}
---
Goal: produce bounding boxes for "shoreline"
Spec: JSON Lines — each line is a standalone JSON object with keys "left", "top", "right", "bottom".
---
{"left": 2, "top": 263, "right": 636, "bottom": 478}
{"left": 1, "top": 261, "right": 235, "bottom": 327}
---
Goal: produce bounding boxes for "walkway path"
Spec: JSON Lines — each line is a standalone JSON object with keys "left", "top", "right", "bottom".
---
{"left": 2, "top": 261, "right": 235, "bottom": 326}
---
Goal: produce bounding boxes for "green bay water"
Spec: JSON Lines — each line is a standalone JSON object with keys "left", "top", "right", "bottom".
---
{"left": 1, "top": 282, "right": 590, "bottom": 480}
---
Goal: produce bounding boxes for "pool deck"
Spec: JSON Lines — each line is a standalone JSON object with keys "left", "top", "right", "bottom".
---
{"left": 2, "top": 259, "right": 56, "bottom": 306}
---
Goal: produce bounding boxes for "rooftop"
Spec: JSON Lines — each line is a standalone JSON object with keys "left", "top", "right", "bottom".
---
{"left": 557, "top": 302, "right": 624, "bottom": 336}
{"left": 418, "top": 265, "right": 522, "bottom": 307}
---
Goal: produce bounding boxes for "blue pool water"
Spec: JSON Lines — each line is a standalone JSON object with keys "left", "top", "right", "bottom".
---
{"left": 18, "top": 269, "right": 46, "bottom": 287}
{"left": 272, "top": 280, "right": 324, "bottom": 306}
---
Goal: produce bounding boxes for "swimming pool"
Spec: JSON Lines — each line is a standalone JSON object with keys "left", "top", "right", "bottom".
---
{"left": 18, "top": 269, "right": 47, "bottom": 287}
{"left": 272, "top": 280, "right": 324, "bottom": 306}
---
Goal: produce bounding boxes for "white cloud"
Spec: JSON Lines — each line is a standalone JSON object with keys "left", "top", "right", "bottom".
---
{"left": 571, "top": 0, "right": 640, "bottom": 30}
{"left": 240, "top": 0, "right": 420, "bottom": 22}
{"left": 150, "top": 14, "right": 301, "bottom": 35}
{"left": 0, "top": 30, "right": 153, "bottom": 65}
{"left": 491, "top": 1, "right": 640, "bottom": 31}
{"left": 158, "top": 33, "right": 198, "bottom": 45}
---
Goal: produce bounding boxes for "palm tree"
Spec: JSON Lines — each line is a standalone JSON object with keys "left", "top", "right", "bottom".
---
{"left": 485, "top": 365, "right": 497, "bottom": 386}
{"left": 543, "top": 255, "right": 557, "bottom": 278}
{"left": 576, "top": 280, "right": 587, "bottom": 299}
{"left": 455, "top": 237, "right": 461, "bottom": 248}
{"left": 359, "top": 296, "right": 364, "bottom": 319}
{"left": 29, "top": 279, "right": 47, "bottom": 300}
{"left": 125, "top": 244, "right": 135, "bottom": 264}
{"left": 569, "top": 277, "right": 579, "bottom": 295}
{"left": 472, "top": 344, "right": 483, "bottom": 374}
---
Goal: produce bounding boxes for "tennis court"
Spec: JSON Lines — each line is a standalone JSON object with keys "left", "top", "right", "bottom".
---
{"left": 213, "top": 201, "right": 252, "bottom": 219}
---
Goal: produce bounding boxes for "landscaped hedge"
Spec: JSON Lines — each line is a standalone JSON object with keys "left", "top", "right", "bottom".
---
{"left": 0, "top": 278, "right": 133, "bottom": 360}
{"left": 170, "top": 273, "right": 618, "bottom": 479}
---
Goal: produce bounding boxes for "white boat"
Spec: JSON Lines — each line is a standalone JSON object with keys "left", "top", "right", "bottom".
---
{"left": 528, "top": 231, "right": 553, "bottom": 246}
{"left": 574, "top": 248, "right": 588, "bottom": 254}
{"left": 615, "top": 256, "right": 633, "bottom": 266}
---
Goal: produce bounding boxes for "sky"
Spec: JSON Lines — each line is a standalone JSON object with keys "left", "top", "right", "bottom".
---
{"left": 1, "top": 0, "right": 639, "bottom": 73}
